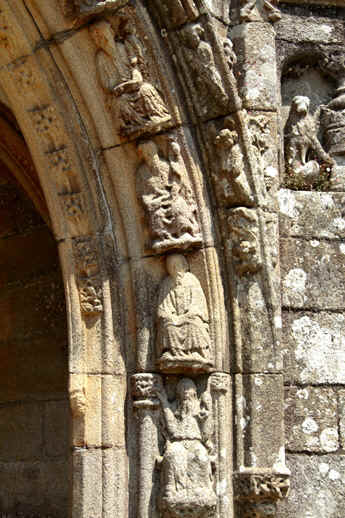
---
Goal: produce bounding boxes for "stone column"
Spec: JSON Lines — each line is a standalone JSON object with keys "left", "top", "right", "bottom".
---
{"left": 230, "top": 2, "right": 290, "bottom": 516}
{"left": 210, "top": 373, "right": 232, "bottom": 518}
{"left": 131, "top": 373, "right": 161, "bottom": 518}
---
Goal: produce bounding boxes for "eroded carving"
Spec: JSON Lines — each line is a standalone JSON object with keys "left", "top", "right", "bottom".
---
{"left": 70, "top": 388, "right": 87, "bottom": 416}
{"left": 136, "top": 137, "right": 202, "bottom": 252}
{"left": 90, "top": 20, "right": 171, "bottom": 139}
{"left": 131, "top": 373, "right": 161, "bottom": 408}
{"left": 62, "top": 0, "right": 128, "bottom": 18}
{"left": 181, "top": 24, "right": 228, "bottom": 118}
{"left": 284, "top": 95, "right": 334, "bottom": 188}
{"left": 157, "top": 377, "right": 217, "bottom": 518}
{"left": 234, "top": 473, "right": 290, "bottom": 518}
{"left": 239, "top": 0, "right": 281, "bottom": 23}
{"left": 156, "top": 254, "right": 213, "bottom": 373}
{"left": 73, "top": 238, "right": 103, "bottom": 315}
{"left": 320, "top": 51, "right": 345, "bottom": 189}
{"left": 228, "top": 208, "right": 262, "bottom": 276}
{"left": 152, "top": 0, "right": 199, "bottom": 29}
{"left": 214, "top": 121, "right": 254, "bottom": 207}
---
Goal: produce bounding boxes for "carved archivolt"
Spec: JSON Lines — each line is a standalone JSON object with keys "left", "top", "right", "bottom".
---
{"left": 0, "top": 1, "right": 288, "bottom": 518}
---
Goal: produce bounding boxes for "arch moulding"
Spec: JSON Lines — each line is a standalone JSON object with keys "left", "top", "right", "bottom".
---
{"left": 0, "top": 1, "right": 289, "bottom": 517}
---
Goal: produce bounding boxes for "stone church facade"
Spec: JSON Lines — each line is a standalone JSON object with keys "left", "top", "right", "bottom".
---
{"left": 0, "top": 1, "right": 344, "bottom": 517}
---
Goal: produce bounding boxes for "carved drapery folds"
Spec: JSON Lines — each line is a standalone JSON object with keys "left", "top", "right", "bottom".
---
{"left": 136, "top": 135, "right": 202, "bottom": 252}
{"left": 156, "top": 254, "right": 213, "bottom": 373}
{"left": 90, "top": 17, "right": 172, "bottom": 140}
{"left": 132, "top": 373, "right": 230, "bottom": 518}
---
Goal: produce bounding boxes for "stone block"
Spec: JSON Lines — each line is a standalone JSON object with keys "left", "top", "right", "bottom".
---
{"left": 44, "top": 400, "right": 70, "bottom": 458}
{"left": 281, "top": 238, "right": 345, "bottom": 309}
{"left": 279, "top": 190, "right": 345, "bottom": 239}
{"left": 0, "top": 273, "right": 67, "bottom": 343}
{"left": 0, "top": 334, "right": 68, "bottom": 402}
{"left": 279, "top": 454, "right": 345, "bottom": 518}
{"left": 232, "top": 23, "right": 278, "bottom": 110}
{"left": 338, "top": 389, "right": 345, "bottom": 450}
{"left": 0, "top": 403, "right": 42, "bottom": 461}
{"left": 235, "top": 374, "right": 285, "bottom": 471}
{"left": 282, "top": 310, "right": 345, "bottom": 384}
{"left": 72, "top": 448, "right": 103, "bottom": 518}
{"left": 277, "top": 11, "right": 345, "bottom": 43}
{"left": 285, "top": 386, "right": 338, "bottom": 452}
{"left": 0, "top": 459, "right": 69, "bottom": 516}
{"left": 0, "top": 227, "right": 59, "bottom": 287}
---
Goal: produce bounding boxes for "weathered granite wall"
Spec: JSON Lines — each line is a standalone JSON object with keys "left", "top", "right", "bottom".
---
{"left": 0, "top": 164, "right": 69, "bottom": 517}
{"left": 277, "top": 4, "right": 345, "bottom": 516}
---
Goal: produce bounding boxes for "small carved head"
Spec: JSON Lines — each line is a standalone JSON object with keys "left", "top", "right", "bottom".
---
{"left": 183, "top": 24, "right": 204, "bottom": 48}
{"left": 215, "top": 128, "right": 238, "bottom": 149}
{"left": 89, "top": 20, "right": 115, "bottom": 54}
{"left": 166, "top": 254, "right": 189, "bottom": 278}
{"left": 176, "top": 377, "right": 197, "bottom": 402}
{"left": 292, "top": 95, "right": 310, "bottom": 116}
{"left": 137, "top": 140, "right": 159, "bottom": 165}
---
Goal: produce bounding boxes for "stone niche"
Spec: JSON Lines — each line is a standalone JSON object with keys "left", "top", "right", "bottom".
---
{"left": 280, "top": 56, "right": 335, "bottom": 190}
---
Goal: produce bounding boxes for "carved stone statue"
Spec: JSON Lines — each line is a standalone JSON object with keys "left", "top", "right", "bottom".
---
{"left": 136, "top": 139, "right": 202, "bottom": 252}
{"left": 284, "top": 95, "right": 334, "bottom": 187}
{"left": 228, "top": 208, "right": 262, "bottom": 276}
{"left": 215, "top": 127, "right": 254, "bottom": 207}
{"left": 156, "top": 377, "right": 217, "bottom": 518}
{"left": 90, "top": 20, "right": 171, "bottom": 138}
{"left": 181, "top": 24, "right": 228, "bottom": 116}
{"left": 156, "top": 254, "right": 213, "bottom": 373}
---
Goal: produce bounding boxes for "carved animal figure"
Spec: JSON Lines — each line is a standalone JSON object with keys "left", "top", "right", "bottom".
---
{"left": 156, "top": 378, "right": 217, "bottom": 518}
{"left": 284, "top": 95, "right": 334, "bottom": 187}
{"left": 156, "top": 254, "right": 213, "bottom": 373}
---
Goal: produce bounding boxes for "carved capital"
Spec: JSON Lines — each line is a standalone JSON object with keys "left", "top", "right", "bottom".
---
{"left": 228, "top": 208, "right": 262, "bottom": 276}
{"left": 131, "top": 373, "right": 162, "bottom": 409}
{"left": 210, "top": 373, "right": 230, "bottom": 393}
{"left": 234, "top": 472, "right": 290, "bottom": 504}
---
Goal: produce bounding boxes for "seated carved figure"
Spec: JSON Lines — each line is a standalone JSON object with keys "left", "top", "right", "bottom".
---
{"left": 284, "top": 96, "right": 334, "bottom": 187}
{"left": 156, "top": 378, "right": 217, "bottom": 518}
{"left": 156, "top": 254, "right": 213, "bottom": 373}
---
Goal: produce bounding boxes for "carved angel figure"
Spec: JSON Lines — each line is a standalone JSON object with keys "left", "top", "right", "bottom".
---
{"left": 137, "top": 139, "right": 202, "bottom": 252}
{"left": 90, "top": 20, "right": 171, "bottom": 138}
{"left": 156, "top": 378, "right": 217, "bottom": 518}
{"left": 181, "top": 24, "right": 228, "bottom": 116}
{"left": 156, "top": 254, "right": 213, "bottom": 373}
{"left": 284, "top": 96, "right": 334, "bottom": 187}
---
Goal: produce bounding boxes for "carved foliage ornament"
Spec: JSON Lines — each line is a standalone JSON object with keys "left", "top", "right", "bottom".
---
{"left": 156, "top": 254, "right": 213, "bottom": 373}
{"left": 90, "top": 18, "right": 171, "bottom": 139}
{"left": 73, "top": 238, "right": 103, "bottom": 315}
{"left": 136, "top": 137, "right": 202, "bottom": 252}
